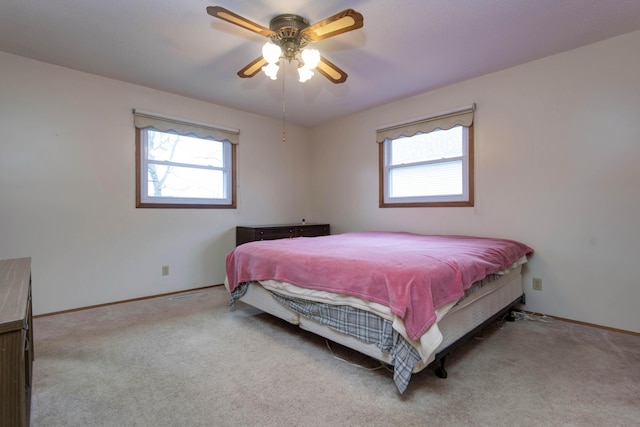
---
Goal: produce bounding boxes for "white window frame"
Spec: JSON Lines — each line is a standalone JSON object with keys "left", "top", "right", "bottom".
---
{"left": 377, "top": 105, "right": 475, "bottom": 208}
{"left": 133, "top": 110, "right": 238, "bottom": 209}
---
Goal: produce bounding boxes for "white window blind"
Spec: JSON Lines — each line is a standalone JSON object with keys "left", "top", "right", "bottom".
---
{"left": 376, "top": 104, "right": 474, "bottom": 143}
{"left": 133, "top": 109, "right": 239, "bottom": 144}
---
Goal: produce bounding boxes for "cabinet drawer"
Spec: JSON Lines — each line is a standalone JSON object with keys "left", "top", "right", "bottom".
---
{"left": 256, "top": 227, "right": 295, "bottom": 240}
{"left": 236, "top": 224, "right": 330, "bottom": 246}
{"left": 296, "top": 225, "right": 330, "bottom": 237}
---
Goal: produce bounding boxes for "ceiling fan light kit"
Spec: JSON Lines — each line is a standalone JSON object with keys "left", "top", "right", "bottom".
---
{"left": 206, "top": 6, "right": 363, "bottom": 84}
{"left": 206, "top": 6, "right": 363, "bottom": 141}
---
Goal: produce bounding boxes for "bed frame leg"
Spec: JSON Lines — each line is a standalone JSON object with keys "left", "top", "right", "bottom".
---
{"left": 431, "top": 295, "right": 524, "bottom": 381}
{"left": 434, "top": 357, "right": 448, "bottom": 379}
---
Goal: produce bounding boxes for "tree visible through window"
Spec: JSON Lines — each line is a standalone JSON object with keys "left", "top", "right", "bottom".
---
{"left": 133, "top": 110, "right": 237, "bottom": 208}
{"left": 145, "top": 130, "right": 226, "bottom": 199}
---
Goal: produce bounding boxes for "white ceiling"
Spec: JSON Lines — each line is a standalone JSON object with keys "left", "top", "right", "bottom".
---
{"left": 2, "top": 0, "right": 640, "bottom": 127}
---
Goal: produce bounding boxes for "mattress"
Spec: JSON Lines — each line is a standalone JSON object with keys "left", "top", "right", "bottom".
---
{"left": 227, "top": 232, "right": 533, "bottom": 343}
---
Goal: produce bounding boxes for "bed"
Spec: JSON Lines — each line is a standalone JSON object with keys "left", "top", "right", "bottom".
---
{"left": 225, "top": 231, "right": 533, "bottom": 393}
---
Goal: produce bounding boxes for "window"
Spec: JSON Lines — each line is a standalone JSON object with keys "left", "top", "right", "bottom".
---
{"left": 133, "top": 110, "right": 238, "bottom": 208}
{"left": 378, "top": 105, "right": 475, "bottom": 207}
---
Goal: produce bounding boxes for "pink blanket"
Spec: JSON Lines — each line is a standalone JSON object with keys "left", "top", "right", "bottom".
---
{"left": 226, "top": 232, "right": 533, "bottom": 341}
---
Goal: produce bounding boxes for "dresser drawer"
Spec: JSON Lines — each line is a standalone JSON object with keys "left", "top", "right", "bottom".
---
{"left": 296, "top": 225, "right": 330, "bottom": 237}
{"left": 256, "top": 227, "right": 295, "bottom": 240}
{"left": 236, "top": 224, "right": 330, "bottom": 246}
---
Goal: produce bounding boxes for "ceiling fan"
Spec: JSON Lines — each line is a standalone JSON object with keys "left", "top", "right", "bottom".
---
{"left": 206, "top": 6, "right": 364, "bottom": 84}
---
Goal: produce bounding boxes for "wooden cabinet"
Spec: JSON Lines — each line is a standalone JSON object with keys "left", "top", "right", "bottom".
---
{"left": 0, "top": 258, "right": 33, "bottom": 427}
{"left": 236, "top": 223, "right": 330, "bottom": 246}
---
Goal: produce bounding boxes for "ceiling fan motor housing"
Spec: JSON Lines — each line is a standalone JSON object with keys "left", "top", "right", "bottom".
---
{"left": 269, "top": 14, "right": 311, "bottom": 61}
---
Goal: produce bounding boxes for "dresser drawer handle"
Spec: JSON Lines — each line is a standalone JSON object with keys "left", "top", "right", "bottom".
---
{"left": 25, "top": 337, "right": 30, "bottom": 352}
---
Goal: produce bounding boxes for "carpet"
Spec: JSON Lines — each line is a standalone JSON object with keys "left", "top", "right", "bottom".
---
{"left": 31, "top": 286, "right": 640, "bottom": 426}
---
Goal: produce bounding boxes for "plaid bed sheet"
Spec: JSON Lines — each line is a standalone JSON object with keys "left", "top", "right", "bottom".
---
{"left": 229, "top": 282, "right": 420, "bottom": 393}
{"left": 229, "top": 282, "right": 248, "bottom": 306}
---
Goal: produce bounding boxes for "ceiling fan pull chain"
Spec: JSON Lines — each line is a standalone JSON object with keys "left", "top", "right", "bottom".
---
{"left": 281, "top": 58, "right": 286, "bottom": 142}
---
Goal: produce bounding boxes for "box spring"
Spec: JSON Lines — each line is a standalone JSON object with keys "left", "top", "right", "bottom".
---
{"left": 234, "top": 265, "right": 523, "bottom": 373}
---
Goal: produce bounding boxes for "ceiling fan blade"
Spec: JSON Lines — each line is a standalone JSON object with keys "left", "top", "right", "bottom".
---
{"left": 207, "top": 6, "right": 275, "bottom": 37}
{"left": 316, "top": 56, "right": 348, "bottom": 84}
{"left": 237, "top": 56, "right": 268, "bottom": 78}
{"left": 302, "top": 9, "right": 363, "bottom": 41}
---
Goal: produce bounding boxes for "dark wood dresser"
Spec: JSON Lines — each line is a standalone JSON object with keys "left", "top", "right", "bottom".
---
{"left": 0, "top": 258, "right": 33, "bottom": 427}
{"left": 236, "top": 223, "right": 330, "bottom": 246}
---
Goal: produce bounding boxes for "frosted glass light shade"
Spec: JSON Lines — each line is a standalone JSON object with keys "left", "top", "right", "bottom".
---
{"left": 262, "top": 62, "right": 279, "bottom": 80}
{"left": 301, "top": 49, "right": 320, "bottom": 69}
{"left": 262, "top": 42, "right": 282, "bottom": 64}
{"left": 298, "top": 67, "right": 314, "bottom": 82}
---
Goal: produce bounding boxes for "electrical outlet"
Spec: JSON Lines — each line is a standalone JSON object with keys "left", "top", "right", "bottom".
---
{"left": 162, "top": 265, "right": 169, "bottom": 276}
{"left": 532, "top": 277, "right": 542, "bottom": 291}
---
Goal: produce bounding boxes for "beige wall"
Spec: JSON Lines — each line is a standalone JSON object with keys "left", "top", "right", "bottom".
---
{"left": 2, "top": 30, "right": 639, "bottom": 333}
{"left": 310, "top": 30, "right": 640, "bottom": 333}
{"left": 0, "top": 52, "right": 313, "bottom": 314}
